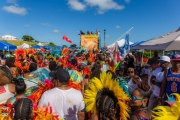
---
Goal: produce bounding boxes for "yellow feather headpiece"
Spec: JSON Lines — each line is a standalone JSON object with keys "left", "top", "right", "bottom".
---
{"left": 84, "top": 72, "right": 130, "bottom": 120}
{"left": 152, "top": 93, "right": 180, "bottom": 120}
{"left": 48, "top": 55, "right": 57, "bottom": 63}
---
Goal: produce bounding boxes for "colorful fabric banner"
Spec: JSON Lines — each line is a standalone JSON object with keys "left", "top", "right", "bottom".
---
{"left": 81, "top": 35, "right": 98, "bottom": 50}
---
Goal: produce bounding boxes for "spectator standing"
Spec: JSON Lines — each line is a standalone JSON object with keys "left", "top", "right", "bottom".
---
{"left": 38, "top": 68, "right": 85, "bottom": 120}
{"left": 159, "top": 54, "right": 180, "bottom": 104}
{"left": 148, "top": 56, "right": 170, "bottom": 110}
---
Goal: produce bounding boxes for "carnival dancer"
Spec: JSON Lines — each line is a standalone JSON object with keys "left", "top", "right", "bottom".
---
{"left": 84, "top": 72, "right": 130, "bottom": 120}
{"left": 39, "top": 67, "right": 85, "bottom": 120}
{"left": 6, "top": 77, "right": 27, "bottom": 104}
{"left": 0, "top": 97, "right": 62, "bottom": 119}
{"left": 129, "top": 88, "right": 152, "bottom": 120}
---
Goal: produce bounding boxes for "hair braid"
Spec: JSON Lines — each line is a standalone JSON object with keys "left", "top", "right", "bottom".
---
{"left": 13, "top": 98, "right": 33, "bottom": 120}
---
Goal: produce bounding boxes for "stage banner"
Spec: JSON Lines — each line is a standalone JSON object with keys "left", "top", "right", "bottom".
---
{"left": 81, "top": 35, "right": 98, "bottom": 50}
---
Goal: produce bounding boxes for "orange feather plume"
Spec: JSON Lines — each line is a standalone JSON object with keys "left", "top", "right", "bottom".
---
{"left": 26, "top": 49, "right": 36, "bottom": 55}
{"left": 15, "top": 48, "right": 26, "bottom": 59}
{"left": 40, "top": 47, "right": 45, "bottom": 52}
{"left": 62, "top": 48, "right": 69, "bottom": 56}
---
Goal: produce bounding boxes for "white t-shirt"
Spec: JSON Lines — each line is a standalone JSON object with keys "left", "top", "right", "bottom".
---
{"left": 38, "top": 88, "right": 85, "bottom": 119}
{"left": 152, "top": 68, "right": 164, "bottom": 97}
{"left": 141, "top": 68, "right": 151, "bottom": 76}
{"left": 128, "top": 78, "right": 138, "bottom": 94}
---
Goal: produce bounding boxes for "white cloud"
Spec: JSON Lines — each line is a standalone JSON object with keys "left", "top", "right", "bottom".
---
{"left": 41, "top": 23, "right": 53, "bottom": 27}
{"left": 7, "top": 0, "right": 17, "bottom": 4}
{"left": 84, "top": 0, "right": 124, "bottom": 14}
{"left": 106, "top": 35, "right": 111, "bottom": 38}
{"left": 2, "top": 5, "right": 27, "bottom": 15}
{"left": 24, "top": 24, "right": 30, "bottom": 27}
{"left": 116, "top": 25, "right": 121, "bottom": 29}
{"left": 124, "top": 0, "right": 130, "bottom": 3}
{"left": 68, "top": 0, "right": 86, "bottom": 11}
{"left": 53, "top": 29, "right": 60, "bottom": 33}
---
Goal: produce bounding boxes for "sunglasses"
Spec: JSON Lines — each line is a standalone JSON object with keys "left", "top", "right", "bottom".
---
{"left": 131, "top": 95, "right": 144, "bottom": 101}
{"left": 128, "top": 71, "right": 134, "bottom": 73}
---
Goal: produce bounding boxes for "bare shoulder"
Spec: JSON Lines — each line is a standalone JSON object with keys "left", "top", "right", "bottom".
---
{"left": 8, "top": 84, "right": 15, "bottom": 93}
{"left": 6, "top": 98, "right": 12, "bottom": 104}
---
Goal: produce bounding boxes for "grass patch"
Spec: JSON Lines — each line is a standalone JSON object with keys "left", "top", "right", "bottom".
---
{"left": 2, "top": 40, "right": 48, "bottom": 46}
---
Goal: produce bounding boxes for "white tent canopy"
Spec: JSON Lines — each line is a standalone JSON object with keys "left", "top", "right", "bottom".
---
{"left": 108, "top": 39, "right": 133, "bottom": 52}
{"left": 37, "top": 42, "right": 44, "bottom": 46}
{"left": 22, "top": 43, "right": 31, "bottom": 49}
{"left": 131, "top": 27, "right": 180, "bottom": 50}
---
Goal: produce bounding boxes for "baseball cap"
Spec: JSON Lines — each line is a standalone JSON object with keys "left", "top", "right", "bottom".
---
{"left": 128, "top": 53, "right": 132, "bottom": 55}
{"left": 171, "top": 54, "right": 180, "bottom": 60}
{"left": 49, "top": 68, "right": 70, "bottom": 82}
{"left": 160, "top": 56, "right": 170, "bottom": 62}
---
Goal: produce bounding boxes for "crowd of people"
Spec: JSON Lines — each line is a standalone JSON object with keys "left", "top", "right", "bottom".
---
{"left": 0, "top": 47, "right": 180, "bottom": 120}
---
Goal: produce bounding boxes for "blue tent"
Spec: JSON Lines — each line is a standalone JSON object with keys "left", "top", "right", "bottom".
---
{"left": 43, "top": 46, "right": 51, "bottom": 50}
{"left": 32, "top": 45, "right": 41, "bottom": 49}
{"left": 0, "top": 41, "right": 17, "bottom": 51}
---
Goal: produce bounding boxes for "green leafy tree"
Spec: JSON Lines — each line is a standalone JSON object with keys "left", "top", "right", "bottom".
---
{"left": 62, "top": 45, "right": 68, "bottom": 48}
{"left": 70, "top": 44, "right": 77, "bottom": 47}
{"left": 22, "top": 35, "right": 34, "bottom": 42}
{"left": 34, "top": 40, "right": 39, "bottom": 42}
{"left": 48, "top": 42, "right": 56, "bottom": 47}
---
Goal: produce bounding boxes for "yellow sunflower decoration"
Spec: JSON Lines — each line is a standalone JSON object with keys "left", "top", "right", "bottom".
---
{"left": 84, "top": 72, "right": 130, "bottom": 120}
{"left": 152, "top": 93, "right": 180, "bottom": 120}
{"left": 48, "top": 55, "right": 57, "bottom": 63}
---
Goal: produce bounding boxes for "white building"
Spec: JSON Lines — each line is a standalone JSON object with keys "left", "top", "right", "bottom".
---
{"left": 1, "top": 35, "right": 18, "bottom": 40}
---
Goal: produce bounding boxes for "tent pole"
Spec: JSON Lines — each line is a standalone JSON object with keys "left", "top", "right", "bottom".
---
{"left": 141, "top": 49, "right": 144, "bottom": 67}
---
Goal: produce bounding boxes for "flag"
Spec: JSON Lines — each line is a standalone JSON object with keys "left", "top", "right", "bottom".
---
{"left": 124, "top": 34, "right": 129, "bottom": 50}
{"left": 113, "top": 42, "right": 120, "bottom": 64}
{"left": 62, "top": 35, "right": 72, "bottom": 43}
{"left": 122, "top": 34, "right": 130, "bottom": 57}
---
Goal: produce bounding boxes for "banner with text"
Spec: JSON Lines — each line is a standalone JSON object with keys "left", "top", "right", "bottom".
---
{"left": 81, "top": 35, "right": 98, "bottom": 50}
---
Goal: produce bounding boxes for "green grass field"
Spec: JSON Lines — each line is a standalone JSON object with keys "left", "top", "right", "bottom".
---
{"left": 2, "top": 40, "right": 48, "bottom": 46}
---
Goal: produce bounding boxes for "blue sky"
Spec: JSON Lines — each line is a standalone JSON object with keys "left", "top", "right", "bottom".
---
{"left": 0, "top": 0, "right": 180, "bottom": 46}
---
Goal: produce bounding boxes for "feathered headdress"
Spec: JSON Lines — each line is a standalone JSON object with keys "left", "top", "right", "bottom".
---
{"left": 152, "top": 93, "right": 180, "bottom": 120}
{"left": 40, "top": 47, "right": 45, "bottom": 53}
{"left": 84, "top": 72, "right": 130, "bottom": 120}
{"left": 0, "top": 104, "right": 13, "bottom": 120}
{"left": 15, "top": 48, "right": 26, "bottom": 59}
{"left": 48, "top": 55, "right": 57, "bottom": 63}
{"left": 62, "top": 48, "right": 69, "bottom": 56}
{"left": 27, "top": 79, "right": 53, "bottom": 104}
{"left": 26, "top": 48, "right": 36, "bottom": 55}
{"left": 14, "top": 61, "right": 29, "bottom": 72}
{"left": 33, "top": 103, "right": 62, "bottom": 120}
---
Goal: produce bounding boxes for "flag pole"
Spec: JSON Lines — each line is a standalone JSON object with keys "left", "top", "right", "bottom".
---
{"left": 115, "top": 27, "right": 134, "bottom": 42}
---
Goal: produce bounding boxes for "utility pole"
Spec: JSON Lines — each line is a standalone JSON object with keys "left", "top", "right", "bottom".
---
{"left": 104, "top": 29, "right": 106, "bottom": 48}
